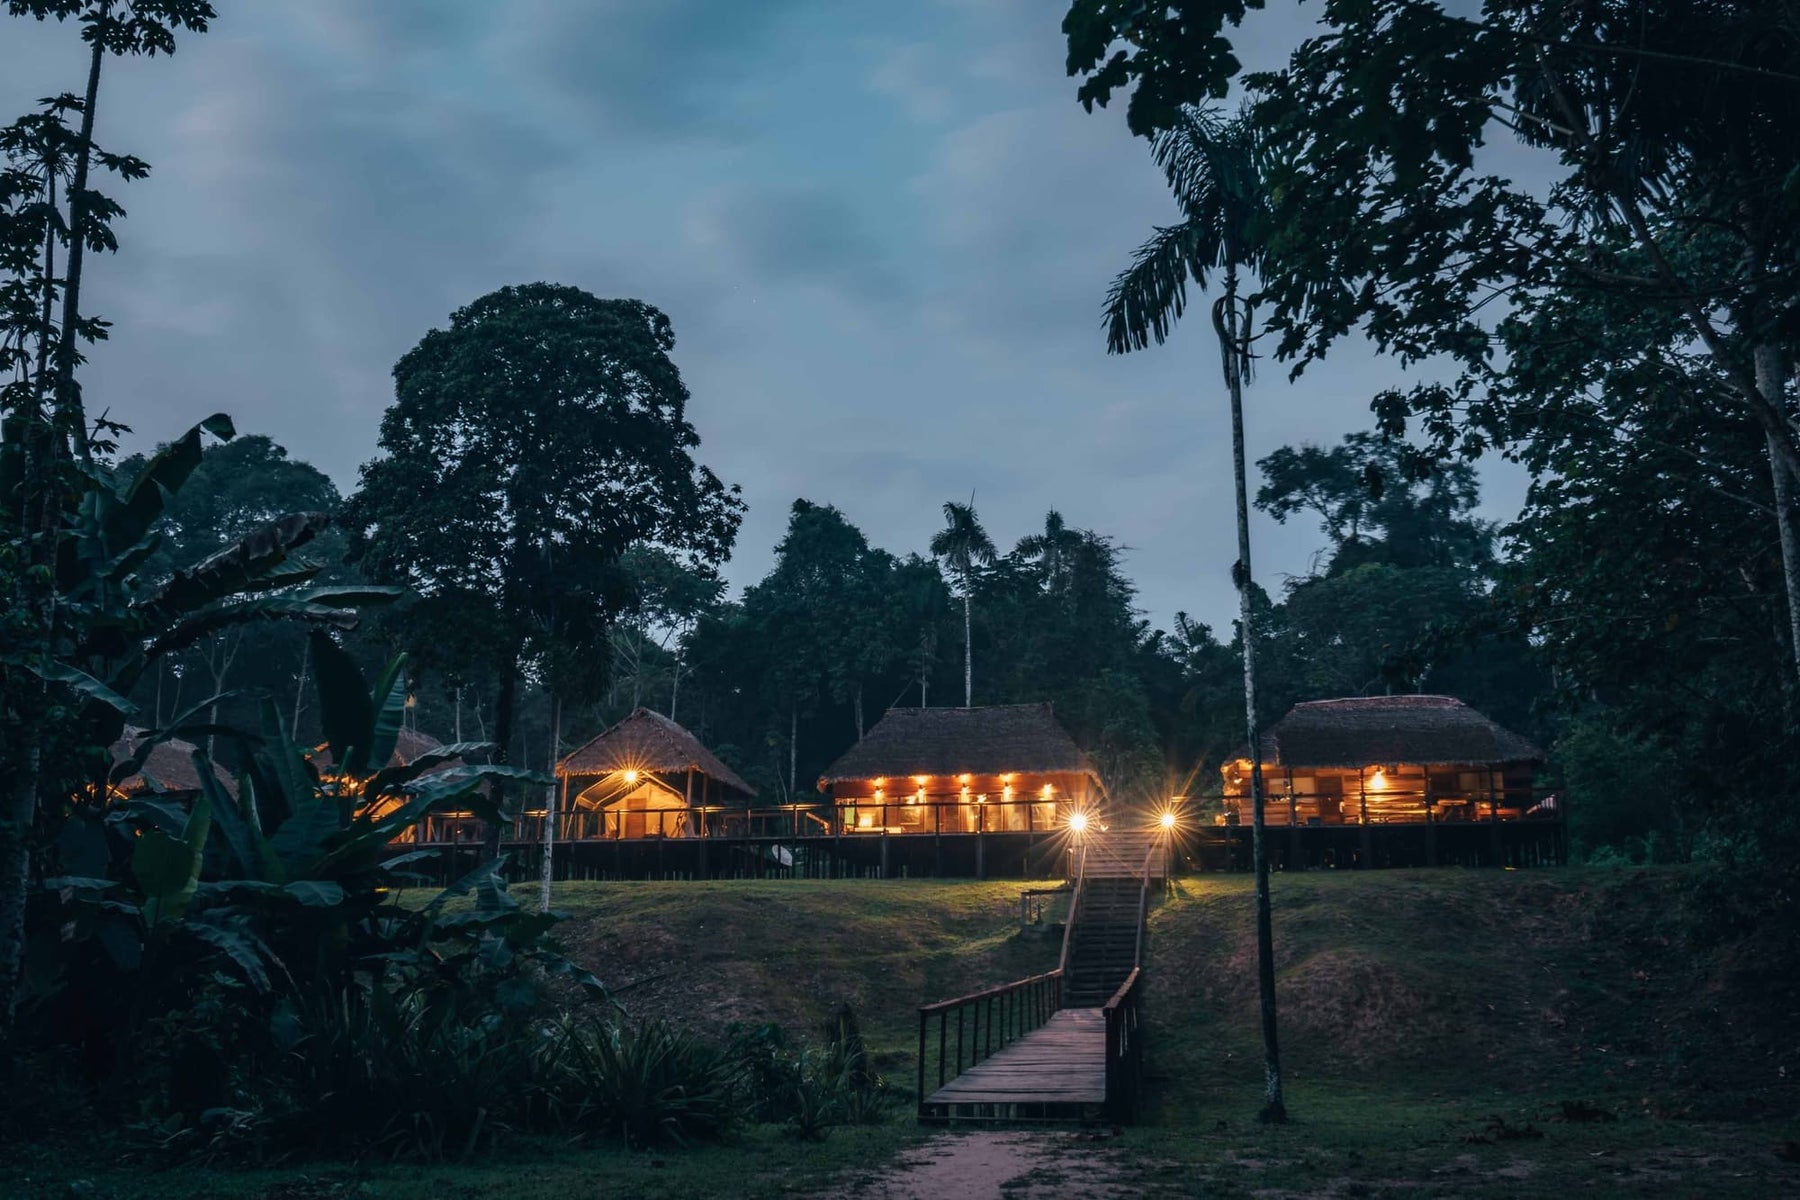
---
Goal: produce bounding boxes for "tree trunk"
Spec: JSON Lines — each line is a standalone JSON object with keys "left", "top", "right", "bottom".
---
{"left": 669, "top": 638, "right": 684, "bottom": 722}
{"left": 962, "top": 588, "right": 972, "bottom": 707}
{"left": 1753, "top": 347, "right": 1800, "bottom": 683}
{"left": 539, "top": 693, "right": 561, "bottom": 912}
{"left": 854, "top": 683, "right": 864, "bottom": 741}
{"left": 485, "top": 658, "right": 520, "bottom": 863}
{"left": 0, "top": 739, "right": 42, "bottom": 1030}
{"left": 1222, "top": 266, "right": 1286, "bottom": 1122}
{"left": 789, "top": 707, "right": 798, "bottom": 806}
{"left": 53, "top": 3, "right": 111, "bottom": 464}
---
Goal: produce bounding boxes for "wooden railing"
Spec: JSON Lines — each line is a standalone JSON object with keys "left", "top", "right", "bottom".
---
{"left": 915, "top": 969, "right": 1063, "bottom": 1115}
{"left": 1102, "top": 966, "right": 1144, "bottom": 1122}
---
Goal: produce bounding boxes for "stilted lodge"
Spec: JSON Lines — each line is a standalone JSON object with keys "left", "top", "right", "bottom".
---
{"left": 1213, "top": 695, "right": 1561, "bottom": 869}
{"left": 814, "top": 703, "right": 1104, "bottom": 878}
{"left": 554, "top": 707, "right": 757, "bottom": 840}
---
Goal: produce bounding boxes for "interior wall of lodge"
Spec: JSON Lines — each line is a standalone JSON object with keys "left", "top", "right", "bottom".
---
{"left": 1221, "top": 763, "right": 1540, "bottom": 826}
{"left": 830, "top": 771, "right": 1093, "bottom": 835}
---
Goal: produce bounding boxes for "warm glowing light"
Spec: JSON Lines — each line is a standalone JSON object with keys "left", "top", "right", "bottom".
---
{"left": 1068, "top": 811, "right": 1089, "bottom": 834}
{"left": 1159, "top": 810, "right": 1177, "bottom": 830}
{"left": 1040, "top": 784, "right": 1054, "bottom": 797}
{"left": 874, "top": 777, "right": 887, "bottom": 787}
{"left": 1001, "top": 773, "right": 1015, "bottom": 784}
{"left": 623, "top": 769, "right": 639, "bottom": 784}
{"left": 857, "top": 814, "right": 873, "bottom": 829}
{"left": 1368, "top": 768, "right": 1386, "bottom": 790}
{"left": 957, "top": 773, "right": 971, "bottom": 784}
{"left": 912, "top": 775, "right": 928, "bottom": 785}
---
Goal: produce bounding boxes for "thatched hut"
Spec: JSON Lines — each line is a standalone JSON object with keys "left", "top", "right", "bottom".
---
{"left": 1220, "top": 695, "right": 1543, "bottom": 826}
{"left": 107, "top": 727, "right": 236, "bottom": 798}
{"left": 556, "top": 707, "right": 755, "bottom": 839}
{"left": 817, "top": 703, "right": 1103, "bottom": 835}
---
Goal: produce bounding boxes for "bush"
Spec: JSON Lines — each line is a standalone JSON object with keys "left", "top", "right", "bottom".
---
{"left": 536, "top": 1016, "right": 739, "bottom": 1148}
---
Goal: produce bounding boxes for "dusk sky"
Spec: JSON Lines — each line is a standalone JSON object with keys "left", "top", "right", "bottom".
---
{"left": 4, "top": 0, "right": 1527, "bottom": 633}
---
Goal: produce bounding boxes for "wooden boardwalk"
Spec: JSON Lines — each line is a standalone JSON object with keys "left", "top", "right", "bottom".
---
{"left": 920, "top": 1008, "right": 1106, "bottom": 1120}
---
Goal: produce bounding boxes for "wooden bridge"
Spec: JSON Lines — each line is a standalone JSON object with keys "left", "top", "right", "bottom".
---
{"left": 916, "top": 828, "right": 1165, "bottom": 1124}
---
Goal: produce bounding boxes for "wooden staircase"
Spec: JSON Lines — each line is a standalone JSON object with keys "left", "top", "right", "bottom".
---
{"left": 915, "top": 822, "right": 1161, "bottom": 1124}
{"left": 1063, "top": 876, "right": 1144, "bottom": 1005}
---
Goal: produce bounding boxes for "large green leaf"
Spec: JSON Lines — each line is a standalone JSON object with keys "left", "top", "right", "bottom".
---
{"left": 199, "top": 754, "right": 265, "bottom": 881}
{"left": 309, "top": 630, "right": 374, "bottom": 773}
{"left": 364, "top": 653, "right": 409, "bottom": 775}
{"left": 268, "top": 793, "right": 343, "bottom": 878}
{"left": 363, "top": 741, "right": 493, "bottom": 797}
{"left": 183, "top": 921, "right": 274, "bottom": 992}
{"left": 26, "top": 659, "right": 137, "bottom": 717}
{"left": 135, "top": 511, "right": 328, "bottom": 625}
{"left": 66, "top": 413, "right": 234, "bottom": 589}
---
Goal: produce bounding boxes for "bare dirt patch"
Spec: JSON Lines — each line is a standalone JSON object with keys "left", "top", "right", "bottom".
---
{"left": 816, "top": 1131, "right": 1136, "bottom": 1200}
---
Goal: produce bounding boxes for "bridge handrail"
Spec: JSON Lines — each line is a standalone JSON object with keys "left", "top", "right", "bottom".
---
{"left": 1058, "top": 840, "right": 1087, "bottom": 975}
{"left": 916, "top": 968, "right": 1064, "bottom": 1118}
{"left": 1102, "top": 966, "right": 1144, "bottom": 1123}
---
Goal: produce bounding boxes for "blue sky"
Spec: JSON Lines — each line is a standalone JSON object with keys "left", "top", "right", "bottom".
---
{"left": 3, "top": 0, "right": 1527, "bottom": 633}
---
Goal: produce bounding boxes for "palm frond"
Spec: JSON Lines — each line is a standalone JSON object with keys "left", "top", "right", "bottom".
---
{"left": 1103, "top": 221, "right": 1211, "bottom": 353}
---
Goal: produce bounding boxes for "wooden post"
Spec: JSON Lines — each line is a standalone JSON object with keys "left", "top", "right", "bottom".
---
{"left": 1358, "top": 767, "right": 1373, "bottom": 868}
{"left": 1424, "top": 767, "right": 1438, "bottom": 868}
{"left": 1285, "top": 766, "right": 1300, "bottom": 870}
{"left": 1487, "top": 769, "right": 1503, "bottom": 866}
{"left": 917, "top": 1011, "right": 927, "bottom": 1115}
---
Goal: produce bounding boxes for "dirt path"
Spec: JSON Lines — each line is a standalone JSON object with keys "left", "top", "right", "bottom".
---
{"left": 817, "top": 1131, "right": 1136, "bottom": 1200}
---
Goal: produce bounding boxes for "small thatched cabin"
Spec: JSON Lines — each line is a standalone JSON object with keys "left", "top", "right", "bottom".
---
{"left": 1221, "top": 695, "right": 1543, "bottom": 826}
{"left": 107, "top": 727, "right": 236, "bottom": 798}
{"left": 556, "top": 708, "right": 755, "bottom": 839}
{"left": 817, "top": 703, "right": 1103, "bottom": 835}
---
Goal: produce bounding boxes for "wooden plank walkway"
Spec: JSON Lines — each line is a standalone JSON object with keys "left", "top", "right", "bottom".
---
{"left": 921, "top": 1009, "right": 1105, "bottom": 1117}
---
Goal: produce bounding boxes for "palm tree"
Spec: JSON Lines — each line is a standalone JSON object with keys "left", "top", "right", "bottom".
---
{"left": 1102, "top": 104, "right": 1286, "bottom": 1122}
{"left": 1017, "top": 509, "right": 1082, "bottom": 594}
{"left": 930, "top": 499, "right": 996, "bottom": 707}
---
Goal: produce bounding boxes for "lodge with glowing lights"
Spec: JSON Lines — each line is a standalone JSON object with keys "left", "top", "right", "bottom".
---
{"left": 817, "top": 703, "right": 1104, "bottom": 837}
{"left": 1214, "top": 695, "right": 1561, "bottom": 868}
{"left": 554, "top": 706, "right": 759, "bottom": 838}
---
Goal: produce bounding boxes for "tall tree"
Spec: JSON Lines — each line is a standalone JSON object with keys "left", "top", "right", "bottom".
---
{"left": 1099, "top": 104, "right": 1286, "bottom": 1121}
{"left": 930, "top": 499, "right": 995, "bottom": 708}
{"left": 8, "top": 0, "right": 216, "bottom": 463}
{"left": 344, "top": 284, "right": 743, "bottom": 857}
{"left": 1063, "top": 0, "right": 1800, "bottom": 683}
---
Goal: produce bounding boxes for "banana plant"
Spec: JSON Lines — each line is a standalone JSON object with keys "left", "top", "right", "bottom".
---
{"left": 28, "top": 641, "right": 603, "bottom": 1037}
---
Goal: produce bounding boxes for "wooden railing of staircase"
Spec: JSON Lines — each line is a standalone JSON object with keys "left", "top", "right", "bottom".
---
{"left": 914, "top": 841, "right": 1084, "bottom": 1115}
{"left": 1102, "top": 838, "right": 1159, "bottom": 1122}
{"left": 915, "top": 969, "right": 1064, "bottom": 1115}
{"left": 1058, "top": 840, "right": 1087, "bottom": 975}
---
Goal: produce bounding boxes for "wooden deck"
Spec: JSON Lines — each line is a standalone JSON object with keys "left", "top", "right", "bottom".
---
{"left": 919, "top": 1009, "right": 1106, "bottom": 1122}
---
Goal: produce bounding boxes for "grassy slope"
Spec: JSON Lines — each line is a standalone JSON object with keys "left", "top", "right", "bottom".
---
{"left": 10, "top": 868, "right": 1798, "bottom": 1199}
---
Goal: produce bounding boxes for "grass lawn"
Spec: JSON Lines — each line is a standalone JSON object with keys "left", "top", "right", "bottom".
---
{"left": 9, "top": 866, "right": 1797, "bottom": 1197}
{"left": 4, "top": 1124, "right": 923, "bottom": 1200}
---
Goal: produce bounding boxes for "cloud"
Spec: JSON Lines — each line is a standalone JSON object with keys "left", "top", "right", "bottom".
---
{"left": 486, "top": 0, "right": 824, "bottom": 139}
{"left": 685, "top": 181, "right": 911, "bottom": 307}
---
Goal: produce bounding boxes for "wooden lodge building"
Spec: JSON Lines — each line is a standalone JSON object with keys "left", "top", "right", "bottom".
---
{"left": 1213, "top": 695, "right": 1561, "bottom": 869}
{"left": 554, "top": 707, "right": 758, "bottom": 840}
{"left": 814, "top": 703, "right": 1104, "bottom": 878}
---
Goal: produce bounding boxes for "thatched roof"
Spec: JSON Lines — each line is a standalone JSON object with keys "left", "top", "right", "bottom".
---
{"left": 818, "top": 704, "right": 1100, "bottom": 786}
{"left": 313, "top": 727, "right": 463, "bottom": 775}
{"left": 1256, "top": 696, "right": 1542, "bottom": 769}
{"left": 109, "top": 728, "right": 238, "bottom": 797}
{"left": 557, "top": 708, "right": 755, "bottom": 799}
